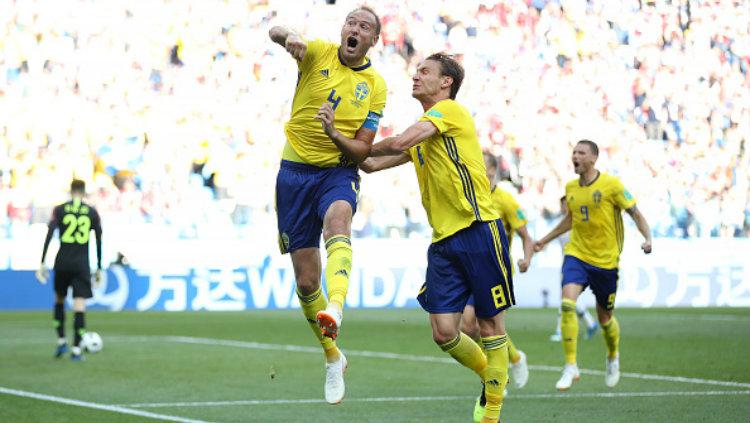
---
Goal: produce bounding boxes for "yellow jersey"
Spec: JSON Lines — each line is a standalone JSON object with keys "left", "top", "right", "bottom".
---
{"left": 283, "top": 39, "right": 387, "bottom": 168}
{"left": 564, "top": 172, "right": 636, "bottom": 269}
{"left": 408, "top": 99, "right": 499, "bottom": 242}
{"left": 490, "top": 187, "right": 528, "bottom": 249}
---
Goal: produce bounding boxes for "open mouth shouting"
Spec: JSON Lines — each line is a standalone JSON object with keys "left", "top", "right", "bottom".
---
{"left": 345, "top": 36, "right": 359, "bottom": 54}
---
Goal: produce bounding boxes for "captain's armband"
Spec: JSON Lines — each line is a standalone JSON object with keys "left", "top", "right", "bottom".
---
{"left": 361, "top": 111, "right": 381, "bottom": 132}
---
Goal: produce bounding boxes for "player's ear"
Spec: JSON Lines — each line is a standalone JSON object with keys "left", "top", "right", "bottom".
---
{"left": 442, "top": 75, "right": 453, "bottom": 90}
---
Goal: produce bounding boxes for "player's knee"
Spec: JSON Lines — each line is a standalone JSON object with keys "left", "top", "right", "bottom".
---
{"left": 72, "top": 298, "right": 86, "bottom": 312}
{"left": 323, "top": 202, "right": 352, "bottom": 239}
{"left": 323, "top": 224, "right": 351, "bottom": 241}
{"left": 598, "top": 310, "right": 613, "bottom": 325}
{"left": 295, "top": 278, "right": 320, "bottom": 296}
{"left": 561, "top": 298, "right": 577, "bottom": 313}
{"left": 432, "top": 326, "right": 459, "bottom": 346}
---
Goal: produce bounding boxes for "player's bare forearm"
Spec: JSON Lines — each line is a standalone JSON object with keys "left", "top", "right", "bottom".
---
{"left": 627, "top": 206, "right": 652, "bottom": 252}
{"left": 360, "top": 153, "right": 411, "bottom": 173}
{"left": 537, "top": 212, "right": 571, "bottom": 249}
{"left": 517, "top": 226, "right": 535, "bottom": 269}
{"left": 328, "top": 128, "right": 373, "bottom": 164}
{"left": 371, "top": 121, "right": 438, "bottom": 156}
{"left": 370, "top": 137, "right": 400, "bottom": 157}
{"left": 317, "top": 103, "right": 374, "bottom": 163}
{"left": 268, "top": 26, "right": 306, "bottom": 61}
{"left": 635, "top": 214, "right": 651, "bottom": 242}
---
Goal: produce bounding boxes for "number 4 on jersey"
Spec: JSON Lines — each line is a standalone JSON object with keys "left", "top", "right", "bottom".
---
{"left": 327, "top": 89, "right": 341, "bottom": 110}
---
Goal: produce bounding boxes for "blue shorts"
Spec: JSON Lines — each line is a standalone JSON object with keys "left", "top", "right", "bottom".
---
{"left": 275, "top": 160, "right": 359, "bottom": 254}
{"left": 417, "top": 220, "right": 514, "bottom": 318}
{"left": 562, "top": 255, "right": 619, "bottom": 310}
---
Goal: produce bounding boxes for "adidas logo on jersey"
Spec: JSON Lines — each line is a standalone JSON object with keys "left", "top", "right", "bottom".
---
{"left": 320, "top": 69, "right": 329, "bottom": 78}
{"left": 334, "top": 269, "right": 348, "bottom": 277}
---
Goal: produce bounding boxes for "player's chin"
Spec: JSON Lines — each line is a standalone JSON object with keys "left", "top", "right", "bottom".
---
{"left": 341, "top": 49, "right": 357, "bottom": 63}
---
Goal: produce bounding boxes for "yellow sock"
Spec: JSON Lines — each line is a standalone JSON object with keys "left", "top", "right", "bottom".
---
{"left": 601, "top": 316, "right": 620, "bottom": 359}
{"left": 561, "top": 298, "right": 578, "bottom": 365}
{"left": 324, "top": 235, "right": 352, "bottom": 309}
{"left": 480, "top": 335, "right": 509, "bottom": 423}
{"left": 507, "top": 335, "right": 521, "bottom": 364}
{"left": 439, "top": 332, "right": 487, "bottom": 377}
{"left": 297, "top": 287, "right": 339, "bottom": 362}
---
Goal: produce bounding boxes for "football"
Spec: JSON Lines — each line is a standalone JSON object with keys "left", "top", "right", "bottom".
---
{"left": 81, "top": 332, "right": 103, "bottom": 354}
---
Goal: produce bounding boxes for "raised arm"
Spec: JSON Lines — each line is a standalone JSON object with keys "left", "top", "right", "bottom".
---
{"left": 370, "top": 121, "right": 437, "bottom": 157}
{"left": 268, "top": 26, "right": 307, "bottom": 61}
{"left": 534, "top": 211, "right": 572, "bottom": 252}
{"left": 626, "top": 205, "right": 652, "bottom": 254}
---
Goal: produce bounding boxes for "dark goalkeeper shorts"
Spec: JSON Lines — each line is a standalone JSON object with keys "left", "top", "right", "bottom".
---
{"left": 54, "top": 269, "right": 93, "bottom": 299}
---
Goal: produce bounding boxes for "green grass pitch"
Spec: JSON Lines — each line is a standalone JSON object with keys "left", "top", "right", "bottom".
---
{"left": 1, "top": 308, "right": 748, "bottom": 422}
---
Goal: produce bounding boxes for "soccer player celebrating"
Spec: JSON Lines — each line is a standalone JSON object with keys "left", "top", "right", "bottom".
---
{"left": 549, "top": 195, "right": 600, "bottom": 343}
{"left": 37, "top": 179, "right": 103, "bottom": 361}
{"left": 268, "top": 6, "right": 386, "bottom": 404}
{"left": 355, "top": 53, "right": 514, "bottom": 423}
{"left": 534, "top": 140, "right": 652, "bottom": 391}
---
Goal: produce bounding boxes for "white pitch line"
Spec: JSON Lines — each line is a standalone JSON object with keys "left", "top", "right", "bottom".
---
{"left": 108, "top": 335, "right": 750, "bottom": 389}
{"left": 121, "top": 390, "right": 750, "bottom": 408}
{"left": 528, "top": 365, "right": 750, "bottom": 389}
{"left": 625, "top": 314, "right": 750, "bottom": 323}
{"left": 123, "top": 396, "right": 471, "bottom": 408}
{"left": 0, "top": 386, "right": 213, "bottom": 423}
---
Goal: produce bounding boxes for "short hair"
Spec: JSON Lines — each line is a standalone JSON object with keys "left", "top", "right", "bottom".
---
{"left": 577, "top": 139, "right": 599, "bottom": 156}
{"left": 483, "top": 151, "right": 498, "bottom": 169}
{"left": 71, "top": 179, "right": 86, "bottom": 193}
{"left": 426, "top": 52, "right": 464, "bottom": 100}
{"left": 348, "top": 6, "right": 381, "bottom": 37}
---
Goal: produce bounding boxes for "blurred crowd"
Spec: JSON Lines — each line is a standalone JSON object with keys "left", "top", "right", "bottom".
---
{"left": 1, "top": 0, "right": 748, "bottom": 242}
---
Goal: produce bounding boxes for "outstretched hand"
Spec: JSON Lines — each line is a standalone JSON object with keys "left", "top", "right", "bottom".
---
{"left": 533, "top": 240, "right": 546, "bottom": 253}
{"left": 316, "top": 103, "right": 338, "bottom": 139}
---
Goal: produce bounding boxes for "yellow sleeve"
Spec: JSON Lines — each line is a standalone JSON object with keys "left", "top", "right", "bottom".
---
{"left": 564, "top": 180, "right": 575, "bottom": 201}
{"left": 611, "top": 177, "right": 636, "bottom": 210}
{"left": 370, "top": 74, "right": 387, "bottom": 116}
{"left": 418, "top": 101, "right": 455, "bottom": 134}
{"left": 298, "top": 38, "right": 327, "bottom": 74}
{"left": 504, "top": 194, "right": 528, "bottom": 231}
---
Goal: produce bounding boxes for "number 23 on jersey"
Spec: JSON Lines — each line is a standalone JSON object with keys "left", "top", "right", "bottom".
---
{"left": 61, "top": 214, "right": 91, "bottom": 244}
